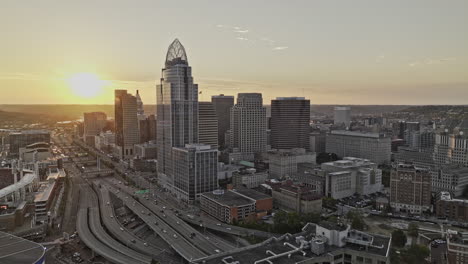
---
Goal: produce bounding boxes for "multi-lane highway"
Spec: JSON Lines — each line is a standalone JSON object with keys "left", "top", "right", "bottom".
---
{"left": 103, "top": 183, "right": 208, "bottom": 261}
{"left": 77, "top": 184, "right": 149, "bottom": 264}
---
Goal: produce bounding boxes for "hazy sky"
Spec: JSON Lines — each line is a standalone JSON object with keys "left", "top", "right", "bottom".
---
{"left": 1, "top": 0, "right": 467, "bottom": 105}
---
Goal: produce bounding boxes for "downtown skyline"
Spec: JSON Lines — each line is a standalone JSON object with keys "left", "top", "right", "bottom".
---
{"left": 1, "top": 0, "right": 468, "bottom": 105}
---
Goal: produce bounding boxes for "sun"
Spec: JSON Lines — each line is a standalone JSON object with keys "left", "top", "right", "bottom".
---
{"left": 67, "top": 73, "right": 107, "bottom": 98}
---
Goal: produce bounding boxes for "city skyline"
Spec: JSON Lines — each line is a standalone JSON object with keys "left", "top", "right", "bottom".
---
{"left": 1, "top": 0, "right": 468, "bottom": 105}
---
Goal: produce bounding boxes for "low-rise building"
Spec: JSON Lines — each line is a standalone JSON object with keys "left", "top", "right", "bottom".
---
{"left": 436, "top": 191, "right": 468, "bottom": 222}
{"left": 198, "top": 222, "right": 391, "bottom": 264}
{"left": 321, "top": 157, "right": 383, "bottom": 199}
{"left": 232, "top": 168, "right": 268, "bottom": 189}
{"left": 268, "top": 148, "right": 316, "bottom": 179}
{"left": 447, "top": 230, "right": 468, "bottom": 264}
{"left": 432, "top": 165, "right": 468, "bottom": 197}
{"left": 272, "top": 184, "right": 322, "bottom": 214}
{"left": 134, "top": 142, "right": 157, "bottom": 159}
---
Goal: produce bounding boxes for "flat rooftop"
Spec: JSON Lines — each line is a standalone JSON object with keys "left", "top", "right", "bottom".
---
{"left": 233, "top": 188, "right": 271, "bottom": 201}
{"left": 0, "top": 231, "right": 45, "bottom": 264}
{"left": 34, "top": 181, "right": 56, "bottom": 203}
{"left": 201, "top": 190, "right": 255, "bottom": 207}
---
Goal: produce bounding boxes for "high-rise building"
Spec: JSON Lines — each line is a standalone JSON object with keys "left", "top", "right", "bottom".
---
{"left": 434, "top": 128, "right": 468, "bottom": 166}
{"left": 326, "top": 130, "right": 391, "bottom": 165}
{"left": 268, "top": 148, "right": 316, "bottom": 179}
{"left": 211, "top": 94, "right": 234, "bottom": 149}
{"left": 333, "top": 106, "right": 351, "bottom": 127}
{"left": 229, "top": 93, "right": 267, "bottom": 161}
{"left": 139, "top": 114, "right": 157, "bottom": 143}
{"left": 83, "top": 112, "right": 107, "bottom": 146}
{"left": 198, "top": 102, "right": 218, "bottom": 149}
{"left": 270, "top": 97, "right": 310, "bottom": 151}
{"left": 390, "top": 163, "right": 432, "bottom": 214}
{"left": 135, "top": 89, "right": 145, "bottom": 120}
{"left": 172, "top": 144, "right": 218, "bottom": 201}
{"left": 115, "top": 90, "right": 140, "bottom": 159}
{"left": 8, "top": 130, "right": 50, "bottom": 156}
{"left": 156, "top": 39, "right": 218, "bottom": 200}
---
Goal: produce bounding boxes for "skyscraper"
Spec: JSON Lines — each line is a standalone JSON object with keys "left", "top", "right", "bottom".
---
{"left": 156, "top": 39, "right": 218, "bottom": 199}
{"left": 83, "top": 112, "right": 107, "bottom": 145}
{"left": 198, "top": 102, "right": 218, "bottom": 149}
{"left": 270, "top": 97, "right": 310, "bottom": 150}
{"left": 229, "top": 93, "right": 267, "bottom": 161}
{"left": 115, "top": 90, "right": 140, "bottom": 159}
{"left": 334, "top": 106, "right": 351, "bottom": 128}
{"left": 211, "top": 94, "right": 234, "bottom": 149}
{"left": 135, "top": 89, "right": 146, "bottom": 120}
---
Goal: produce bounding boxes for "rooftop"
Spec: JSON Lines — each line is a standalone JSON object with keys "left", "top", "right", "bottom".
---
{"left": 233, "top": 188, "right": 271, "bottom": 201}
{"left": 0, "top": 231, "right": 45, "bottom": 263}
{"left": 165, "top": 38, "right": 188, "bottom": 67}
{"left": 330, "top": 130, "right": 387, "bottom": 138}
{"left": 201, "top": 190, "right": 255, "bottom": 207}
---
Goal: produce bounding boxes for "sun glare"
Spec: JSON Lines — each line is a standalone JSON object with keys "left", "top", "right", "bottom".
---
{"left": 67, "top": 73, "right": 107, "bottom": 98}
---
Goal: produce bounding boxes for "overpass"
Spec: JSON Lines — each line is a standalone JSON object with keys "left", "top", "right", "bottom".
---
{"left": 76, "top": 184, "right": 151, "bottom": 264}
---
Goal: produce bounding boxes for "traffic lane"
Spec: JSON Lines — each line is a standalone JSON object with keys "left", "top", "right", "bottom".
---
{"left": 105, "top": 185, "right": 207, "bottom": 261}
{"left": 88, "top": 207, "right": 152, "bottom": 264}
{"left": 104, "top": 179, "right": 222, "bottom": 254}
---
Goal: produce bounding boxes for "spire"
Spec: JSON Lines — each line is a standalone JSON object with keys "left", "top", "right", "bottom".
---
{"left": 165, "top": 38, "right": 188, "bottom": 67}
{"left": 136, "top": 90, "right": 144, "bottom": 116}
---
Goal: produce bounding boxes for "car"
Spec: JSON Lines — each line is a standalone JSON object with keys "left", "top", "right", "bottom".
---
{"left": 131, "top": 239, "right": 136, "bottom": 243}
{"left": 110, "top": 215, "right": 113, "bottom": 218}
{"left": 143, "top": 242, "right": 148, "bottom": 247}
{"left": 106, "top": 202, "right": 110, "bottom": 205}
{"left": 216, "top": 223, "right": 221, "bottom": 226}
{"left": 226, "top": 227, "right": 231, "bottom": 230}
{"left": 154, "top": 221, "right": 158, "bottom": 225}
{"left": 120, "top": 227, "right": 124, "bottom": 231}
{"left": 173, "top": 234, "right": 177, "bottom": 238}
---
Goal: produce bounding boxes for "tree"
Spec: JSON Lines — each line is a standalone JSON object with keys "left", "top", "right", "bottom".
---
{"left": 301, "top": 212, "right": 321, "bottom": 224}
{"left": 408, "top": 222, "right": 419, "bottom": 238}
{"left": 316, "top": 152, "right": 338, "bottom": 164}
{"left": 392, "top": 229, "right": 407, "bottom": 248}
{"left": 347, "top": 210, "right": 366, "bottom": 231}
{"left": 401, "top": 244, "right": 430, "bottom": 263}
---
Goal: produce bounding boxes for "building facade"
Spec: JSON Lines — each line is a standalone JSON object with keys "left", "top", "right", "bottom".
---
{"left": 198, "top": 102, "right": 218, "bottom": 149}
{"left": 432, "top": 165, "right": 468, "bottom": 197}
{"left": 172, "top": 144, "right": 218, "bottom": 201}
{"left": 436, "top": 192, "right": 468, "bottom": 222}
{"left": 322, "top": 157, "right": 383, "bottom": 199}
{"left": 232, "top": 168, "right": 269, "bottom": 189}
{"left": 268, "top": 148, "right": 316, "bottom": 179}
{"left": 229, "top": 93, "right": 267, "bottom": 162}
{"left": 156, "top": 39, "right": 199, "bottom": 190}
{"left": 334, "top": 106, "right": 351, "bottom": 128}
{"left": 83, "top": 112, "right": 107, "bottom": 145}
{"left": 326, "top": 130, "right": 391, "bottom": 165}
{"left": 270, "top": 97, "right": 310, "bottom": 151}
{"left": 211, "top": 94, "right": 234, "bottom": 150}
{"left": 9, "top": 130, "right": 50, "bottom": 156}
{"left": 390, "top": 163, "right": 432, "bottom": 214}
{"left": 115, "top": 90, "right": 140, "bottom": 159}
{"left": 272, "top": 185, "right": 322, "bottom": 214}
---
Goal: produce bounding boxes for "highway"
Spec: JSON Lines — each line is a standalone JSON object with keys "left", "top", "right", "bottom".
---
{"left": 102, "top": 180, "right": 231, "bottom": 253}
{"left": 76, "top": 184, "right": 147, "bottom": 264}
{"left": 103, "top": 183, "right": 208, "bottom": 262}
{"left": 96, "top": 183, "right": 180, "bottom": 263}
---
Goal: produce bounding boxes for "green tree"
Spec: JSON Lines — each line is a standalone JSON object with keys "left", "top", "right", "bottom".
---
{"left": 407, "top": 222, "right": 419, "bottom": 238}
{"left": 347, "top": 210, "right": 366, "bottom": 230}
{"left": 392, "top": 229, "right": 407, "bottom": 248}
{"left": 301, "top": 212, "right": 321, "bottom": 224}
{"left": 401, "top": 244, "right": 430, "bottom": 263}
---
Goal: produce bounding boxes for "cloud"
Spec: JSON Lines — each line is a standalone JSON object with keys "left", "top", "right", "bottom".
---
{"left": 236, "top": 37, "right": 249, "bottom": 41}
{"left": 408, "top": 57, "right": 456, "bottom": 67}
{"left": 272, "top": 46, "right": 288, "bottom": 51}
{"left": 234, "top": 29, "right": 249, "bottom": 34}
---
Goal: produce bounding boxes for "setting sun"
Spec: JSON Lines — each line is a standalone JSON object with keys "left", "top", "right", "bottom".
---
{"left": 67, "top": 73, "right": 107, "bottom": 98}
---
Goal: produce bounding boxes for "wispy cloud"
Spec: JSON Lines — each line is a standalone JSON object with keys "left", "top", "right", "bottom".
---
{"left": 408, "top": 57, "right": 456, "bottom": 67}
{"left": 272, "top": 46, "right": 288, "bottom": 51}
{"left": 375, "top": 54, "right": 385, "bottom": 63}
{"left": 215, "top": 24, "right": 287, "bottom": 52}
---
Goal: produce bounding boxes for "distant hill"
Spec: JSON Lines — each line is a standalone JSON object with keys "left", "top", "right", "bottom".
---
{"left": 0, "top": 110, "right": 67, "bottom": 124}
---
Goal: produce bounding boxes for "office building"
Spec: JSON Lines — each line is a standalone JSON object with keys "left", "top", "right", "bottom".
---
{"left": 394, "top": 146, "right": 434, "bottom": 169}
{"left": 135, "top": 89, "right": 146, "bottom": 120}
{"left": 83, "top": 112, "right": 107, "bottom": 145}
{"left": 198, "top": 102, "right": 218, "bottom": 149}
{"left": 447, "top": 230, "right": 468, "bottom": 264}
{"left": 309, "top": 131, "right": 327, "bottom": 153}
{"left": 434, "top": 128, "right": 468, "bottom": 166}
{"left": 229, "top": 93, "right": 267, "bottom": 161}
{"left": 115, "top": 90, "right": 140, "bottom": 159}
{"left": 211, "top": 94, "right": 234, "bottom": 149}
{"left": 134, "top": 142, "right": 157, "bottom": 159}
{"left": 139, "top": 114, "right": 157, "bottom": 143}
{"left": 326, "top": 130, "right": 391, "bottom": 165}
{"left": 8, "top": 130, "right": 50, "bottom": 156}
{"left": 270, "top": 97, "right": 310, "bottom": 150}
{"left": 334, "top": 106, "right": 351, "bottom": 127}
{"left": 432, "top": 165, "right": 468, "bottom": 197}
{"left": 268, "top": 148, "right": 316, "bottom": 179}
{"left": 390, "top": 163, "right": 432, "bottom": 214}
{"left": 157, "top": 39, "right": 199, "bottom": 190}
{"left": 322, "top": 157, "right": 383, "bottom": 199}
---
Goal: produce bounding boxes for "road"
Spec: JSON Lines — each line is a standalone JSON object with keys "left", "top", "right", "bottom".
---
{"left": 102, "top": 183, "right": 208, "bottom": 262}
{"left": 76, "top": 183, "right": 147, "bottom": 264}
